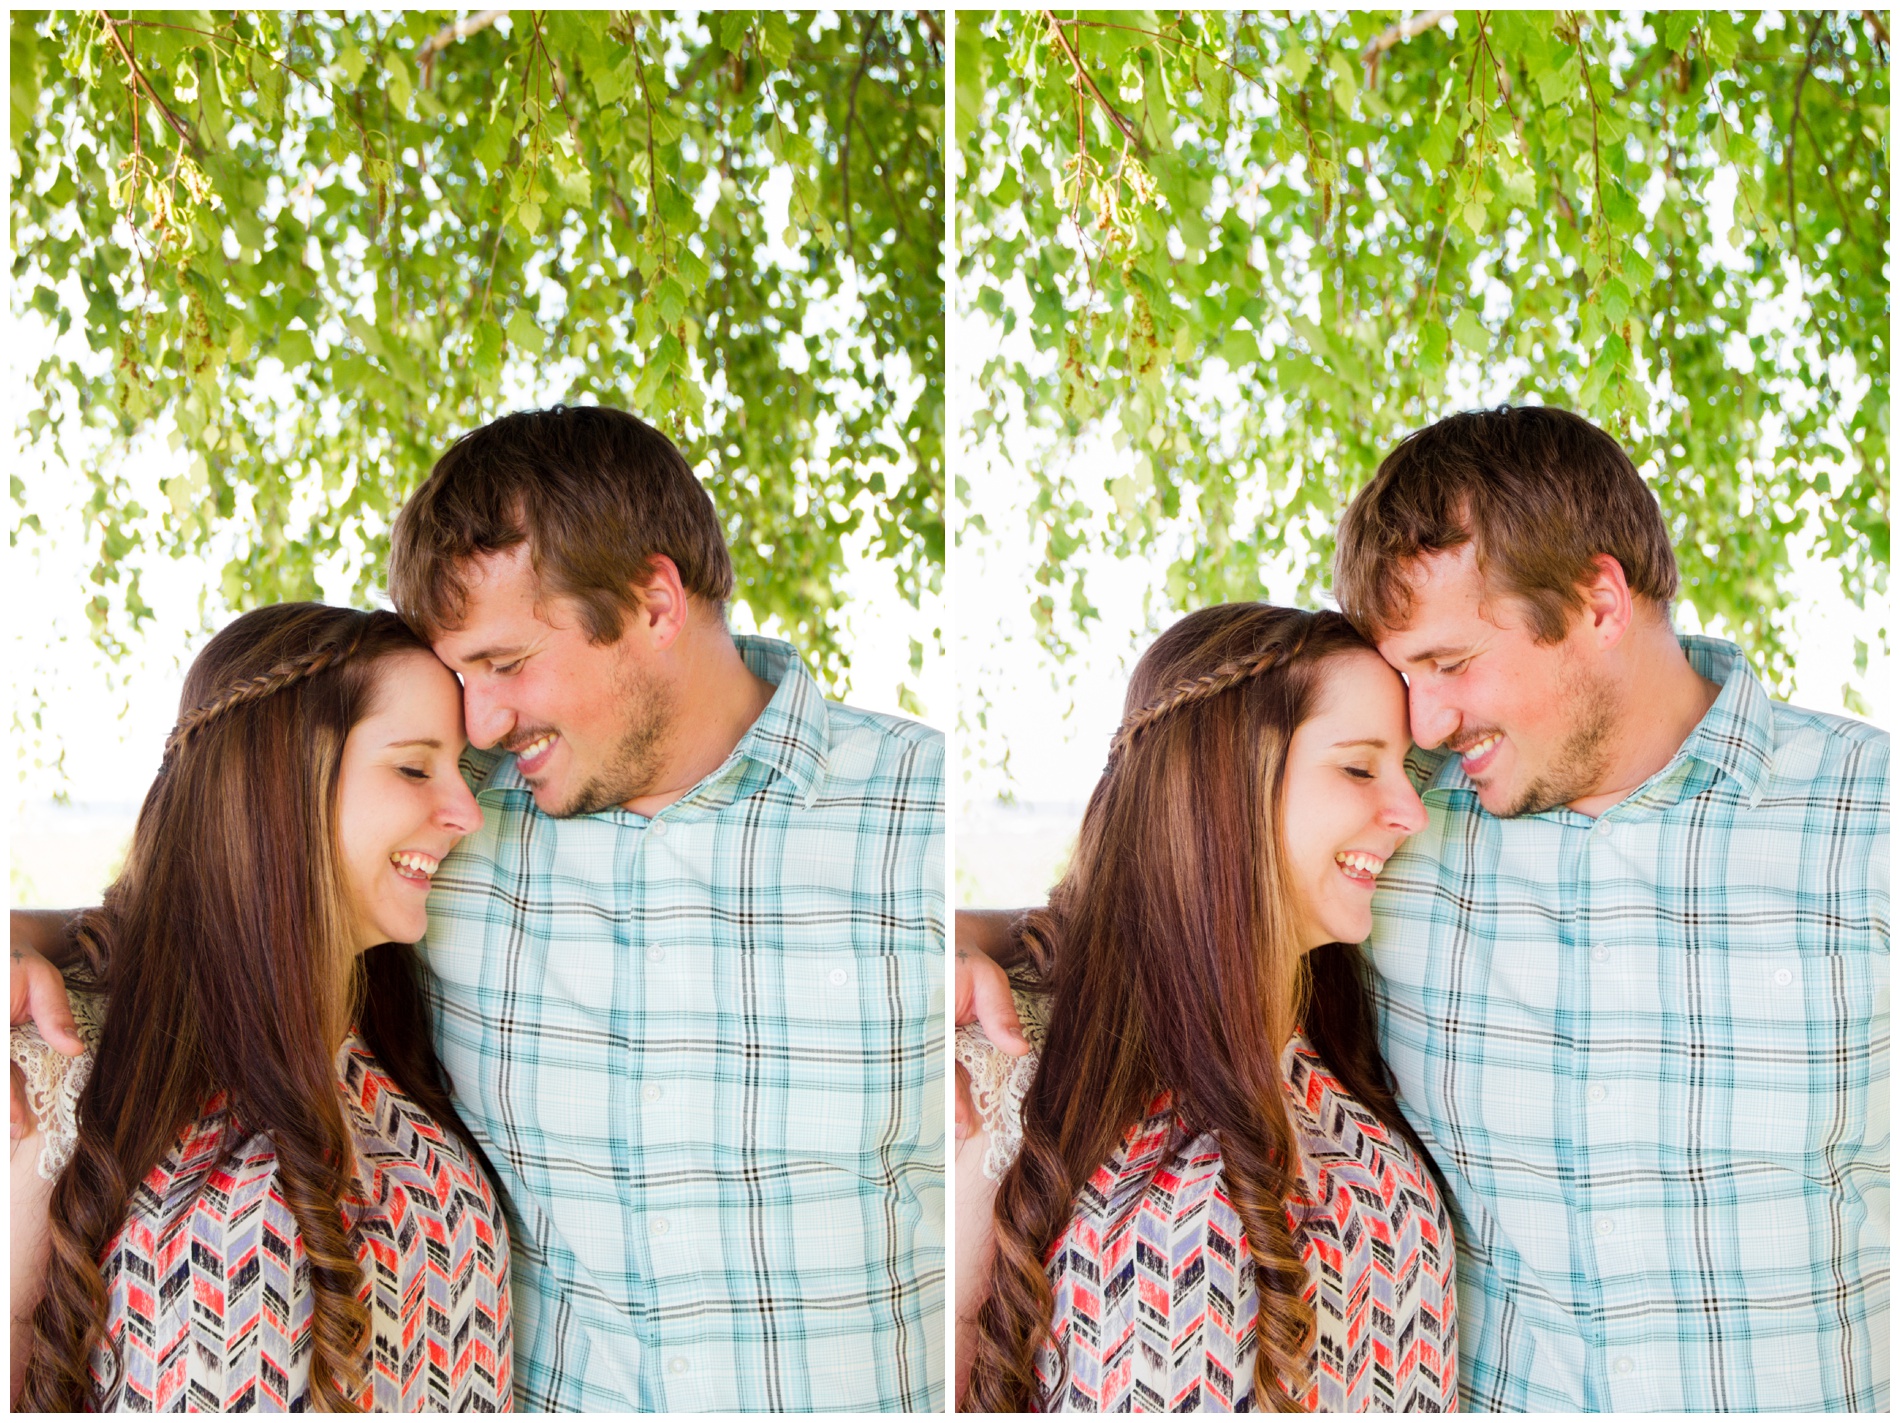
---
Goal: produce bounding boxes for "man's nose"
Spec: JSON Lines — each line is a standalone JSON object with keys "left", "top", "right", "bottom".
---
{"left": 461, "top": 679, "right": 514, "bottom": 751}
{"left": 1408, "top": 680, "right": 1459, "bottom": 751}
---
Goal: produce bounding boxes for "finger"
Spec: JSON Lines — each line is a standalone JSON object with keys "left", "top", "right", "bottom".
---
{"left": 955, "top": 1063, "right": 974, "bottom": 1142}
{"left": 967, "top": 955, "right": 1029, "bottom": 1055}
{"left": 24, "top": 964, "right": 83, "bottom": 1057}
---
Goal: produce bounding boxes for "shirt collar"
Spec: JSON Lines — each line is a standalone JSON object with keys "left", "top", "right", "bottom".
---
{"left": 1670, "top": 634, "right": 1776, "bottom": 803}
{"left": 727, "top": 634, "right": 830, "bottom": 804}
{"left": 461, "top": 634, "right": 830, "bottom": 808}
{"left": 1418, "top": 634, "right": 1777, "bottom": 807}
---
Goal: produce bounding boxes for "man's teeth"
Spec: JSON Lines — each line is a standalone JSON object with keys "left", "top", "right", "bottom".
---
{"left": 1335, "top": 850, "right": 1385, "bottom": 877}
{"left": 1461, "top": 733, "right": 1502, "bottom": 763}
{"left": 391, "top": 850, "right": 440, "bottom": 877}
{"left": 517, "top": 733, "right": 556, "bottom": 762}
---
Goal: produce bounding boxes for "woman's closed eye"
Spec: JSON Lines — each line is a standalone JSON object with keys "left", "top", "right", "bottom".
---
{"left": 398, "top": 765, "right": 431, "bottom": 782}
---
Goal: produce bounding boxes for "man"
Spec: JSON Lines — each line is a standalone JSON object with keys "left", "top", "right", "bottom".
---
{"left": 17, "top": 406, "right": 946, "bottom": 1411}
{"left": 958, "top": 405, "right": 1887, "bottom": 1410}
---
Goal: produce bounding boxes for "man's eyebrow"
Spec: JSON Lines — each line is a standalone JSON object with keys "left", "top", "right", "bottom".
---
{"left": 1331, "top": 737, "right": 1388, "bottom": 750}
{"left": 1398, "top": 644, "right": 1471, "bottom": 666}
{"left": 385, "top": 738, "right": 443, "bottom": 750}
{"left": 455, "top": 644, "right": 528, "bottom": 666}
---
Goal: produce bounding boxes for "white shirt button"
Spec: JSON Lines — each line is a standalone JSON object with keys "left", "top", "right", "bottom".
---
{"left": 1589, "top": 1084, "right": 1608, "bottom": 1103}
{"left": 649, "top": 818, "right": 669, "bottom": 838}
{"left": 1591, "top": 945, "right": 1610, "bottom": 963}
{"left": 1593, "top": 817, "right": 1613, "bottom": 837}
{"left": 651, "top": 1216, "right": 670, "bottom": 1236}
{"left": 828, "top": 967, "right": 849, "bottom": 986}
{"left": 1773, "top": 967, "right": 1794, "bottom": 987}
{"left": 1596, "top": 1216, "right": 1615, "bottom": 1236}
{"left": 643, "top": 1084, "right": 663, "bottom": 1103}
{"left": 668, "top": 1356, "right": 690, "bottom": 1376}
{"left": 1613, "top": 1356, "right": 1635, "bottom": 1375}
{"left": 646, "top": 945, "right": 665, "bottom": 962}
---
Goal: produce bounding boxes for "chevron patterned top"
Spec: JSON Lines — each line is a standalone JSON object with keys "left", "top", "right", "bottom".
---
{"left": 1021, "top": 1033, "right": 1458, "bottom": 1412}
{"left": 88, "top": 1033, "right": 513, "bottom": 1411}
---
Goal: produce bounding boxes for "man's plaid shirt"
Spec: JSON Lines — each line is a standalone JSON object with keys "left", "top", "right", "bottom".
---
{"left": 1367, "top": 635, "right": 1888, "bottom": 1411}
{"left": 418, "top": 636, "right": 944, "bottom": 1411}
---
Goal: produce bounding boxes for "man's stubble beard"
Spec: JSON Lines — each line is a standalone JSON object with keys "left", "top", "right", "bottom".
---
{"left": 549, "top": 653, "right": 677, "bottom": 818}
{"left": 1497, "top": 655, "right": 1617, "bottom": 818}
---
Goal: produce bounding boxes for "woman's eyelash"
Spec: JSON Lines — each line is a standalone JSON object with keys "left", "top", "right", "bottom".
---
{"left": 399, "top": 766, "right": 430, "bottom": 781}
{"left": 1344, "top": 766, "right": 1375, "bottom": 780}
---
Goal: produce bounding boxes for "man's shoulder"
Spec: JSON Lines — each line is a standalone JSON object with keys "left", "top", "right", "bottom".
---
{"left": 1766, "top": 696, "right": 1889, "bottom": 791}
{"left": 821, "top": 699, "right": 945, "bottom": 788}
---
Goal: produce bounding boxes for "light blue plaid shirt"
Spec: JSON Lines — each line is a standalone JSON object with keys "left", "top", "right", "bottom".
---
{"left": 417, "top": 636, "right": 944, "bottom": 1411}
{"left": 1369, "top": 636, "right": 1888, "bottom": 1411}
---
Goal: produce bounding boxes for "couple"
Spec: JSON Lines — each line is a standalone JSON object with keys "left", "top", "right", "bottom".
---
{"left": 955, "top": 405, "right": 1889, "bottom": 1412}
{"left": 11, "top": 405, "right": 945, "bottom": 1411}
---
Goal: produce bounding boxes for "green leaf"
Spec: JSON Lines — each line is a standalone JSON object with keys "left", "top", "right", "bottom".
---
{"left": 593, "top": 56, "right": 634, "bottom": 106}
{"left": 1450, "top": 309, "right": 1489, "bottom": 353}
{"left": 505, "top": 308, "right": 545, "bottom": 354}
{"left": 471, "top": 318, "right": 505, "bottom": 379}
{"left": 275, "top": 328, "right": 314, "bottom": 368}
{"left": 759, "top": 12, "right": 796, "bottom": 66}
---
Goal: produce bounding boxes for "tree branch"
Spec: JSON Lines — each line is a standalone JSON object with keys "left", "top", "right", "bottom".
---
{"left": 418, "top": 8, "right": 507, "bottom": 88}
{"left": 1786, "top": 11, "right": 1826, "bottom": 259}
{"left": 840, "top": 18, "right": 874, "bottom": 263}
{"left": 97, "top": 11, "right": 200, "bottom": 151}
{"left": 1361, "top": 9, "right": 1451, "bottom": 84}
{"left": 1041, "top": 10, "right": 1145, "bottom": 154}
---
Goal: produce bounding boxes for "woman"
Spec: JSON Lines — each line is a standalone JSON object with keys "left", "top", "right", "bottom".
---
{"left": 12, "top": 604, "right": 512, "bottom": 1411}
{"left": 957, "top": 604, "right": 1457, "bottom": 1412}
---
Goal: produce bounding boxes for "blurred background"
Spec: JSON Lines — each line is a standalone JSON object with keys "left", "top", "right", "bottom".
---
{"left": 12, "top": 9, "right": 946, "bottom": 906}
{"left": 953, "top": 10, "right": 1888, "bottom": 907}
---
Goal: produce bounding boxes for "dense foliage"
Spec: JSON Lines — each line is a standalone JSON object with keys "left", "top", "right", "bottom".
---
{"left": 12, "top": 9, "right": 943, "bottom": 691}
{"left": 957, "top": 9, "right": 1887, "bottom": 700}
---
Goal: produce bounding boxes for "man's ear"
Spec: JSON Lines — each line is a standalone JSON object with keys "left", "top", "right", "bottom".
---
{"left": 631, "top": 555, "right": 690, "bottom": 649}
{"left": 1578, "top": 553, "right": 1633, "bottom": 648}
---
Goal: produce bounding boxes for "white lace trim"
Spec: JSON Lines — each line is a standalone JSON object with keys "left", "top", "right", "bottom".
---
{"left": 954, "top": 982, "right": 1048, "bottom": 1181}
{"left": 10, "top": 990, "right": 104, "bottom": 1180}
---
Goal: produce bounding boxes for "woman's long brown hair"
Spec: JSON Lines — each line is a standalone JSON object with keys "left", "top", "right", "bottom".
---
{"left": 22, "top": 603, "right": 490, "bottom": 1412}
{"left": 963, "top": 604, "right": 1448, "bottom": 1412}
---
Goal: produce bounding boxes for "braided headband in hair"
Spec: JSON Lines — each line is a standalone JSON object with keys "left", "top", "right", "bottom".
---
{"left": 1106, "top": 620, "right": 1318, "bottom": 763}
{"left": 161, "top": 624, "right": 373, "bottom": 766}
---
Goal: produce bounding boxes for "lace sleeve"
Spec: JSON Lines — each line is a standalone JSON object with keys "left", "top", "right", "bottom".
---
{"left": 954, "top": 981, "right": 1048, "bottom": 1181}
{"left": 9, "top": 991, "right": 105, "bottom": 1181}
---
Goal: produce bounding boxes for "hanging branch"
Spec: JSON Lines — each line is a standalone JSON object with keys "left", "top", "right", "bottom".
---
{"left": 1041, "top": 10, "right": 1145, "bottom": 153}
{"left": 1361, "top": 9, "right": 1452, "bottom": 84}
{"left": 419, "top": 8, "right": 507, "bottom": 88}
{"left": 1786, "top": 11, "right": 1827, "bottom": 259}
{"left": 840, "top": 14, "right": 875, "bottom": 261}
{"left": 97, "top": 11, "right": 200, "bottom": 150}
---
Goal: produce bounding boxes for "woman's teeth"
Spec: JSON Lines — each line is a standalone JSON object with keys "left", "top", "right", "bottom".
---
{"left": 516, "top": 733, "right": 556, "bottom": 764}
{"left": 1335, "top": 850, "right": 1385, "bottom": 881}
{"left": 391, "top": 850, "right": 439, "bottom": 882}
{"left": 1460, "top": 733, "right": 1502, "bottom": 766}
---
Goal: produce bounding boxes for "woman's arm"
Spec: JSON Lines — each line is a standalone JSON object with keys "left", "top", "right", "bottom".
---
{"left": 953, "top": 1122, "right": 1001, "bottom": 1407}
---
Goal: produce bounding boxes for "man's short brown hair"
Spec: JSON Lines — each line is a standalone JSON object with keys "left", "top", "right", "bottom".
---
{"left": 388, "top": 405, "right": 734, "bottom": 643}
{"left": 1332, "top": 405, "right": 1678, "bottom": 644}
